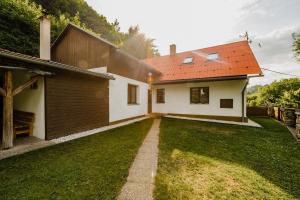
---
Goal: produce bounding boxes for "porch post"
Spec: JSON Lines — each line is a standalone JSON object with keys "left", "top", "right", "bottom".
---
{"left": 2, "top": 70, "right": 13, "bottom": 149}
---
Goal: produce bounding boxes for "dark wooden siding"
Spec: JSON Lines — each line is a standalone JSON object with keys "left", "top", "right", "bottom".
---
{"left": 51, "top": 26, "right": 159, "bottom": 83}
{"left": 51, "top": 28, "right": 110, "bottom": 69}
{"left": 107, "top": 49, "right": 152, "bottom": 83}
{"left": 45, "top": 70, "right": 109, "bottom": 140}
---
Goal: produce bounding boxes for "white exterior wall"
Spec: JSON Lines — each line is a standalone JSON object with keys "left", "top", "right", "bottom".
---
{"left": 89, "top": 67, "right": 149, "bottom": 123}
{"left": 13, "top": 72, "right": 45, "bottom": 139}
{"left": 152, "top": 79, "right": 247, "bottom": 117}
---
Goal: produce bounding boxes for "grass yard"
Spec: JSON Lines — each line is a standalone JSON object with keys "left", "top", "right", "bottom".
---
{"left": 155, "top": 117, "right": 300, "bottom": 200}
{"left": 0, "top": 118, "right": 153, "bottom": 200}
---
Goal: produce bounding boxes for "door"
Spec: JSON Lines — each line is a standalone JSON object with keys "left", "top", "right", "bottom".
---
{"left": 148, "top": 89, "right": 152, "bottom": 113}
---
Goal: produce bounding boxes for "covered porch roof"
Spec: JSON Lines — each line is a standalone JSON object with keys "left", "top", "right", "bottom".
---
{"left": 0, "top": 48, "right": 115, "bottom": 80}
{"left": 0, "top": 48, "right": 115, "bottom": 150}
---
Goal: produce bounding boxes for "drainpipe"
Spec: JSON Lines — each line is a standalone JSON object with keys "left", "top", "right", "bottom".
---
{"left": 242, "top": 79, "right": 249, "bottom": 122}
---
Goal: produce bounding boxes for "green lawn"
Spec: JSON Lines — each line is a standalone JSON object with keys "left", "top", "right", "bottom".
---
{"left": 0, "top": 119, "right": 153, "bottom": 200}
{"left": 155, "top": 117, "right": 300, "bottom": 200}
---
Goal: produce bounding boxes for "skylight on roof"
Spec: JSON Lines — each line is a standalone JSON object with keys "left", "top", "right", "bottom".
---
{"left": 207, "top": 53, "right": 219, "bottom": 60}
{"left": 182, "top": 57, "right": 193, "bottom": 64}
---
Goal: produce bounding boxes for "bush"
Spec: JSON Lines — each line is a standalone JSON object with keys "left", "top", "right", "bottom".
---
{"left": 247, "top": 78, "right": 300, "bottom": 108}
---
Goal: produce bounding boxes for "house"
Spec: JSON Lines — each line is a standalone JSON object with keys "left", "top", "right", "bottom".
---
{"left": 50, "top": 23, "right": 159, "bottom": 124}
{"left": 144, "top": 42, "right": 262, "bottom": 122}
{"left": 0, "top": 17, "right": 114, "bottom": 149}
{"left": 0, "top": 16, "right": 262, "bottom": 149}
{"left": 0, "top": 16, "right": 157, "bottom": 149}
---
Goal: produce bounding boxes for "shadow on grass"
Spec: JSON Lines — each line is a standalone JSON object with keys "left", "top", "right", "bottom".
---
{"left": 158, "top": 117, "right": 300, "bottom": 199}
{"left": 0, "top": 119, "right": 153, "bottom": 200}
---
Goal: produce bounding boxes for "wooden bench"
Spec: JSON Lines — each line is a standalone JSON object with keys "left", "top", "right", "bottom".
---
{"left": 13, "top": 110, "right": 35, "bottom": 138}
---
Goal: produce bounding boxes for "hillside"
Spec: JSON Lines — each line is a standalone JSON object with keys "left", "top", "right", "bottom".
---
{"left": 0, "top": 0, "right": 159, "bottom": 58}
{"left": 31, "top": 0, "right": 123, "bottom": 44}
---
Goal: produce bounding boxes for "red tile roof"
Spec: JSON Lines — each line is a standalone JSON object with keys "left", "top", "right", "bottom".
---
{"left": 144, "top": 41, "right": 262, "bottom": 83}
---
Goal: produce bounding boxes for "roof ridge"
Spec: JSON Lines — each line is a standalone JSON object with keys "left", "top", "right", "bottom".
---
{"left": 144, "top": 40, "right": 249, "bottom": 61}
{"left": 51, "top": 23, "right": 119, "bottom": 49}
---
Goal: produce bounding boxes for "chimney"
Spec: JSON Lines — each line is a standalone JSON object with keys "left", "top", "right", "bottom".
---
{"left": 170, "top": 44, "right": 176, "bottom": 56}
{"left": 39, "top": 15, "right": 51, "bottom": 60}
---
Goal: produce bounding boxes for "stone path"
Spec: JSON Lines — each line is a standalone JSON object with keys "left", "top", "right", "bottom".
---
{"left": 118, "top": 118, "right": 161, "bottom": 200}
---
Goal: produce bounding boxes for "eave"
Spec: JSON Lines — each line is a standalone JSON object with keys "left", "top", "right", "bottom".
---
{"left": 152, "top": 75, "right": 251, "bottom": 85}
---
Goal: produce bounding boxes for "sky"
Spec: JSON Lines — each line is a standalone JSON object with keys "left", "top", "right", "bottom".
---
{"left": 86, "top": 0, "right": 300, "bottom": 86}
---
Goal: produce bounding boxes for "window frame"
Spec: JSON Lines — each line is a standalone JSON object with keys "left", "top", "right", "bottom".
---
{"left": 182, "top": 56, "right": 194, "bottom": 64}
{"left": 207, "top": 53, "right": 219, "bottom": 61}
{"left": 156, "top": 88, "right": 165, "bottom": 104}
{"left": 128, "top": 84, "right": 138, "bottom": 105}
{"left": 190, "top": 87, "right": 209, "bottom": 104}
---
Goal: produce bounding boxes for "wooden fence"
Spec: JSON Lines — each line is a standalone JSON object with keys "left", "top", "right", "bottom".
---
{"left": 247, "top": 107, "right": 268, "bottom": 116}
{"left": 247, "top": 106, "right": 283, "bottom": 120}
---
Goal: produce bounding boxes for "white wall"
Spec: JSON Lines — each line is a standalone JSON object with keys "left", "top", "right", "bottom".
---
{"left": 152, "top": 79, "right": 247, "bottom": 117}
{"left": 13, "top": 72, "right": 45, "bottom": 139}
{"left": 89, "top": 67, "right": 149, "bottom": 122}
{"left": 109, "top": 74, "right": 149, "bottom": 122}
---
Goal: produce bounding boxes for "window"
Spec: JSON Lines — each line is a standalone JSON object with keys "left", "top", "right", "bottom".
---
{"left": 207, "top": 53, "right": 219, "bottom": 60}
{"left": 190, "top": 87, "right": 209, "bottom": 104}
{"left": 156, "top": 89, "right": 165, "bottom": 103}
{"left": 220, "top": 99, "right": 233, "bottom": 108}
{"left": 128, "top": 84, "right": 138, "bottom": 104}
{"left": 182, "top": 57, "right": 193, "bottom": 64}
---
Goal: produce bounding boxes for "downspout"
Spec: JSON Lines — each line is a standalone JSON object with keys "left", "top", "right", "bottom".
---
{"left": 242, "top": 78, "right": 249, "bottom": 122}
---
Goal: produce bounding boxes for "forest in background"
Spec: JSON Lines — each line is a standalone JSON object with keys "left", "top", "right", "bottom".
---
{"left": 0, "top": 0, "right": 159, "bottom": 59}
{"left": 247, "top": 78, "right": 300, "bottom": 108}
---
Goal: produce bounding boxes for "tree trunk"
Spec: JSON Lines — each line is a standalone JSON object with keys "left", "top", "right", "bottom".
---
{"left": 2, "top": 70, "right": 13, "bottom": 149}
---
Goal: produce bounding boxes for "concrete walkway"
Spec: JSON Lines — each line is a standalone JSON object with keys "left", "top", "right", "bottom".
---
{"left": 165, "top": 115, "right": 262, "bottom": 128}
{"left": 0, "top": 116, "right": 149, "bottom": 160}
{"left": 118, "top": 118, "right": 161, "bottom": 200}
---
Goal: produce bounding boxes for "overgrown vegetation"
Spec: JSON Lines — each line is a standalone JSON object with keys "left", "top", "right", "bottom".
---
{"left": 0, "top": 119, "right": 153, "bottom": 199}
{"left": 0, "top": 0, "right": 159, "bottom": 58}
{"left": 247, "top": 78, "right": 300, "bottom": 108}
{"left": 293, "top": 32, "right": 300, "bottom": 60}
{"left": 155, "top": 117, "right": 300, "bottom": 199}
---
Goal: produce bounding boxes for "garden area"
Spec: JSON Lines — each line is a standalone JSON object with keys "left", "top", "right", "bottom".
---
{"left": 247, "top": 78, "right": 300, "bottom": 139}
{"left": 155, "top": 117, "right": 300, "bottom": 199}
{"left": 0, "top": 119, "right": 153, "bottom": 200}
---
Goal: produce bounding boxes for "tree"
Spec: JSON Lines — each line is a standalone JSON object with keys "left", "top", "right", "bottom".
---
{"left": 247, "top": 78, "right": 300, "bottom": 107}
{"left": 0, "top": 0, "right": 95, "bottom": 56}
{"left": 292, "top": 33, "right": 300, "bottom": 61}
{"left": 121, "top": 25, "right": 160, "bottom": 59}
{"left": 31, "top": 0, "right": 124, "bottom": 45}
{"left": 0, "top": 0, "right": 160, "bottom": 58}
{"left": 280, "top": 89, "right": 300, "bottom": 108}
{"left": 0, "top": 0, "right": 42, "bottom": 55}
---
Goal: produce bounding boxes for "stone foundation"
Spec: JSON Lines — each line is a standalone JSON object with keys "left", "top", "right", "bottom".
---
{"left": 281, "top": 108, "right": 296, "bottom": 127}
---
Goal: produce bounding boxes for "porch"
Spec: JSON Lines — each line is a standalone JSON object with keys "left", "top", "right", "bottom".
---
{"left": 0, "top": 66, "right": 48, "bottom": 149}
{"left": 0, "top": 136, "right": 51, "bottom": 160}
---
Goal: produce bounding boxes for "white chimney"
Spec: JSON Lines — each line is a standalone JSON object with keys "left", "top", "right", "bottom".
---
{"left": 170, "top": 44, "right": 176, "bottom": 56}
{"left": 39, "top": 15, "right": 51, "bottom": 60}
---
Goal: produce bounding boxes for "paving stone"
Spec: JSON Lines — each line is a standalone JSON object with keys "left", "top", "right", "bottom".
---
{"left": 118, "top": 119, "right": 161, "bottom": 200}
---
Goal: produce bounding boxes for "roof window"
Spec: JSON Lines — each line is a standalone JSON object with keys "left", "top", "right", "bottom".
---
{"left": 207, "top": 53, "right": 219, "bottom": 60}
{"left": 182, "top": 57, "right": 193, "bottom": 64}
